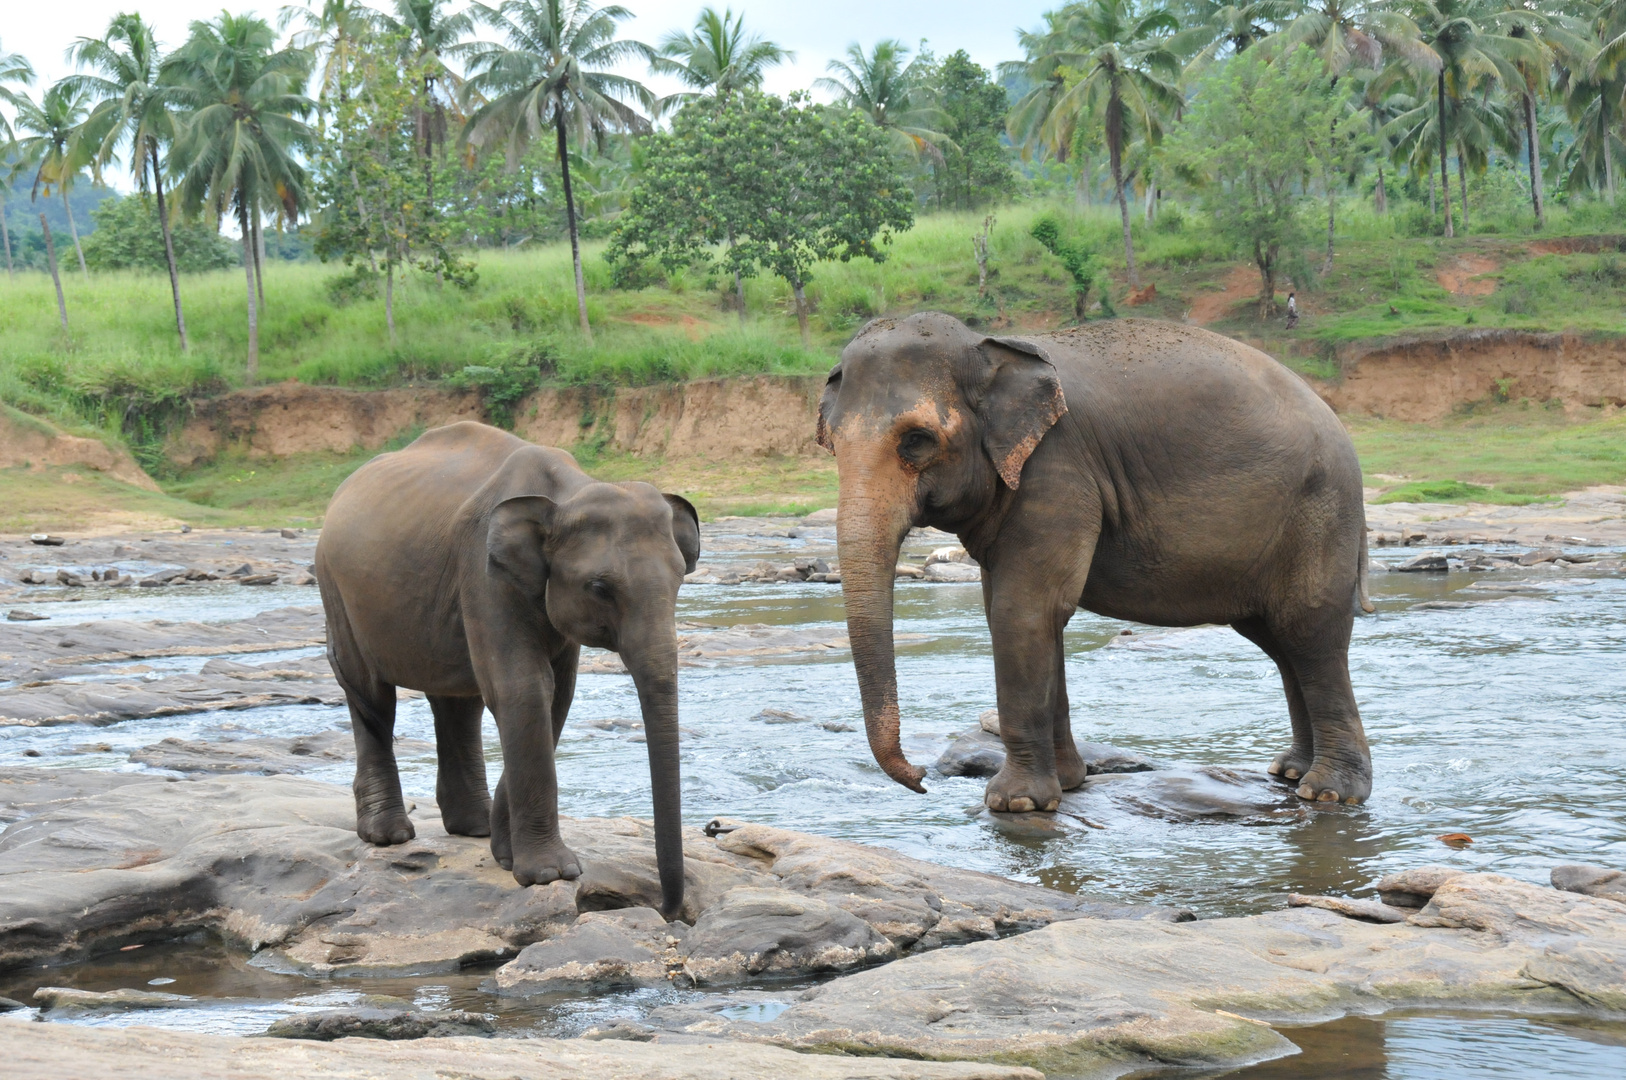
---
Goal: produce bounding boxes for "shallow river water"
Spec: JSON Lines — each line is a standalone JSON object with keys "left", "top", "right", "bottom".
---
{"left": 4, "top": 524, "right": 1625, "bottom": 1076}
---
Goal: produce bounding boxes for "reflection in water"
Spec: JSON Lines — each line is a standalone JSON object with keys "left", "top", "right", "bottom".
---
{"left": 1146, "top": 1013, "right": 1626, "bottom": 1080}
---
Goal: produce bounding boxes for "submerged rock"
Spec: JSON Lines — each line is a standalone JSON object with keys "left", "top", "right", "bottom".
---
{"left": 264, "top": 1006, "right": 495, "bottom": 1041}
{"left": 489, "top": 908, "right": 679, "bottom": 993}
{"left": 936, "top": 724, "right": 1158, "bottom": 781}
{"left": 679, "top": 887, "right": 895, "bottom": 985}
{"left": 1552, "top": 864, "right": 1626, "bottom": 906}
{"left": 34, "top": 986, "right": 193, "bottom": 1011}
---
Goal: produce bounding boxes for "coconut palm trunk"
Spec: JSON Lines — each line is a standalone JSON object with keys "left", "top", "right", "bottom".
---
{"left": 1375, "top": 164, "right": 1387, "bottom": 214}
{"left": 1522, "top": 93, "right": 1543, "bottom": 229}
{"left": 150, "top": 144, "right": 188, "bottom": 350}
{"left": 239, "top": 199, "right": 260, "bottom": 380}
{"left": 1107, "top": 84, "right": 1138, "bottom": 289}
{"left": 251, "top": 210, "right": 266, "bottom": 310}
{"left": 1457, "top": 154, "right": 1469, "bottom": 233}
{"left": 62, "top": 186, "right": 88, "bottom": 278}
{"left": 553, "top": 106, "right": 591, "bottom": 342}
{"left": 1438, "top": 72, "right": 1454, "bottom": 239}
{"left": 0, "top": 201, "right": 13, "bottom": 277}
{"left": 39, "top": 213, "right": 68, "bottom": 329}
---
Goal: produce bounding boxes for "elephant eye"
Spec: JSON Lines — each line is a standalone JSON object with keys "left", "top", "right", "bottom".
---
{"left": 899, "top": 428, "right": 938, "bottom": 461}
{"left": 589, "top": 579, "right": 613, "bottom": 601}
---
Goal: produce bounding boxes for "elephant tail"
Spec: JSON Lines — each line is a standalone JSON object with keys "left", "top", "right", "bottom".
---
{"left": 1355, "top": 527, "right": 1375, "bottom": 615}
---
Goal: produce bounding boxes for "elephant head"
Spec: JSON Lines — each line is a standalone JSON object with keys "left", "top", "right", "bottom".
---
{"left": 487, "top": 473, "right": 699, "bottom": 917}
{"left": 816, "top": 312, "right": 1066, "bottom": 792}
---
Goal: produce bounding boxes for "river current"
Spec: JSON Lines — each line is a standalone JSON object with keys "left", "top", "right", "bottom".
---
{"left": 3, "top": 522, "right": 1624, "bottom": 1076}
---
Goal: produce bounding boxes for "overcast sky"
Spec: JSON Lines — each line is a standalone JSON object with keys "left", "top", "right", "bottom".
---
{"left": 8, "top": 1, "right": 1054, "bottom": 115}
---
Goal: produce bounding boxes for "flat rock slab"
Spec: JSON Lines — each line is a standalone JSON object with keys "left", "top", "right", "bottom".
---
{"left": 0, "top": 1018, "right": 1040, "bottom": 1080}
{"left": 1553, "top": 864, "right": 1626, "bottom": 906}
{"left": 652, "top": 872, "right": 1626, "bottom": 1079}
{"left": 0, "top": 769, "right": 1175, "bottom": 985}
{"left": 264, "top": 1006, "right": 496, "bottom": 1040}
{"left": 129, "top": 730, "right": 435, "bottom": 777}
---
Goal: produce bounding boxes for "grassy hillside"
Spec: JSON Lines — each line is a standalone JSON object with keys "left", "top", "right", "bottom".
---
{"left": 2, "top": 199, "right": 1625, "bottom": 533}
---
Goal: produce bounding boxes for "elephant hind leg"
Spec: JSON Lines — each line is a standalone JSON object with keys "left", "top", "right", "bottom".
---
{"left": 1233, "top": 617, "right": 1314, "bottom": 784}
{"left": 1254, "top": 610, "right": 1371, "bottom": 806}
{"left": 429, "top": 695, "right": 491, "bottom": 837}
{"left": 324, "top": 591, "right": 413, "bottom": 846}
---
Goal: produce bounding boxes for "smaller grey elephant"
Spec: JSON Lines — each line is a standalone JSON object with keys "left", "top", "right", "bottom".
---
{"left": 315, "top": 422, "right": 699, "bottom": 918}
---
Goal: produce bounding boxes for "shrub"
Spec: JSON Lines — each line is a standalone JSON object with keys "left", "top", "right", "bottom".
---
{"left": 81, "top": 195, "right": 239, "bottom": 273}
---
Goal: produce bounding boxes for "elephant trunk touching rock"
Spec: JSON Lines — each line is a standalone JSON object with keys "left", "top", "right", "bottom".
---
{"left": 819, "top": 313, "right": 1374, "bottom": 812}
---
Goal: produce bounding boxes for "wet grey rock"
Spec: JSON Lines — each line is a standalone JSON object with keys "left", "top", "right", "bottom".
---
{"left": 936, "top": 726, "right": 1157, "bottom": 781}
{"left": 1, "top": 771, "right": 1169, "bottom": 981}
{"left": 1068, "top": 766, "right": 1299, "bottom": 825}
{"left": 935, "top": 729, "right": 1006, "bottom": 778}
{"left": 29, "top": 535, "right": 65, "bottom": 547}
{"left": 1519, "top": 547, "right": 1563, "bottom": 566}
{"left": 55, "top": 570, "right": 85, "bottom": 587}
{"left": 490, "top": 908, "right": 680, "bottom": 993}
{"left": 34, "top": 986, "right": 193, "bottom": 1011}
{"left": 752, "top": 709, "right": 806, "bottom": 724}
{"left": 924, "top": 562, "right": 981, "bottom": 582}
{"left": 0, "top": 995, "right": 26, "bottom": 1011}
{"left": 239, "top": 574, "right": 279, "bottom": 586}
{"left": 1552, "top": 864, "right": 1626, "bottom": 906}
{"left": 264, "top": 1007, "right": 495, "bottom": 1041}
{"left": 5, "top": 610, "right": 47, "bottom": 622}
{"left": 679, "top": 887, "right": 895, "bottom": 985}
{"left": 279, "top": 529, "right": 298, "bottom": 540}
{"left": 1394, "top": 552, "right": 1448, "bottom": 572}
{"left": 658, "top": 872, "right": 1626, "bottom": 1076}
{"left": 816, "top": 721, "right": 855, "bottom": 732}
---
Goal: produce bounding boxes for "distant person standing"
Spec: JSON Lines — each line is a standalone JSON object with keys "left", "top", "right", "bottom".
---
{"left": 1285, "top": 292, "right": 1299, "bottom": 329}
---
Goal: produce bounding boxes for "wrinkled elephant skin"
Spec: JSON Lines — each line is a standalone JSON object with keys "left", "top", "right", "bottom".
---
{"left": 818, "top": 315, "right": 1372, "bottom": 811}
{"left": 315, "top": 422, "right": 699, "bottom": 916}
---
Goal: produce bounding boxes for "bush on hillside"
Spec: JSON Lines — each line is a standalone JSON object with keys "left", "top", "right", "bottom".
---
{"left": 81, "top": 195, "right": 239, "bottom": 273}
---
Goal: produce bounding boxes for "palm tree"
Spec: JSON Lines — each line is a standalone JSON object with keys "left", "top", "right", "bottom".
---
{"left": 279, "top": 1, "right": 379, "bottom": 111}
{"left": 1273, "top": 0, "right": 1433, "bottom": 79}
{"left": 164, "top": 13, "right": 316, "bottom": 380}
{"left": 64, "top": 13, "right": 190, "bottom": 348}
{"left": 815, "top": 40, "right": 949, "bottom": 161}
{"left": 463, "top": 0, "right": 655, "bottom": 342}
{"left": 652, "top": 6, "right": 791, "bottom": 112}
{"left": 378, "top": 0, "right": 475, "bottom": 205}
{"left": 0, "top": 38, "right": 35, "bottom": 277}
{"left": 1004, "top": 0, "right": 1182, "bottom": 288}
{"left": 10, "top": 83, "right": 96, "bottom": 279}
{"left": 1405, "top": 0, "right": 1537, "bottom": 235}
{"left": 1175, "top": 0, "right": 1293, "bottom": 75}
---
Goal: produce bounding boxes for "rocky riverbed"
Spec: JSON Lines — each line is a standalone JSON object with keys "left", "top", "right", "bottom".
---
{"left": 2, "top": 500, "right": 1625, "bottom": 1078}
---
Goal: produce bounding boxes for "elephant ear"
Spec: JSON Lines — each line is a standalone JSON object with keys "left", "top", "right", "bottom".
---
{"left": 976, "top": 336, "right": 1068, "bottom": 491}
{"left": 814, "top": 363, "right": 842, "bottom": 453}
{"left": 663, "top": 493, "right": 701, "bottom": 574}
{"left": 487, "top": 495, "right": 556, "bottom": 596}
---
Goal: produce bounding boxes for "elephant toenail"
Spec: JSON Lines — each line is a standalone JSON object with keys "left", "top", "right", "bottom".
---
{"left": 1043, "top": 798, "right": 1059, "bottom": 812}
{"left": 1296, "top": 784, "right": 1314, "bottom": 800}
{"left": 1317, "top": 790, "right": 1339, "bottom": 802}
{"left": 1267, "top": 762, "right": 1281, "bottom": 775}
{"left": 1008, "top": 797, "right": 1036, "bottom": 812}
{"left": 1284, "top": 769, "right": 1300, "bottom": 780}
{"left": 1344, "top": 796, "right": 1361, "bottom": 806}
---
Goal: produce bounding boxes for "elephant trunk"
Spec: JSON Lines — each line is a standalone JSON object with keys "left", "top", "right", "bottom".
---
{"left": 837, "top": 471, "right": 926, "bottom": 793}
{"left": 623, "top": 622, "right": 686, "bottom": 920}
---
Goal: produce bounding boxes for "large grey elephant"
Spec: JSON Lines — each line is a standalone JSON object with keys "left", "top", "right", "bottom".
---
{"left": 315, "top": 422, "right": 699, "bottom": 917}
{"left": 817, "top": 313, "right": 1373, "bottom": 812}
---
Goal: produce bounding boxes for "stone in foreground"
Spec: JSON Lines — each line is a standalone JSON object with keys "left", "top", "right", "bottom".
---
{"left": 263, "top": 1006, "right": 496, "bottom": 1040}
{"left": 647, "top": 872, "right": 1626, "bottom": 1079}
{"left": 0, "top": 1019, "right": 1040, "bottom": 1080}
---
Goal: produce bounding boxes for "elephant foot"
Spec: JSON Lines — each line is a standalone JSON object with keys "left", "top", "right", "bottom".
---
{"left": 1056, "top": 741, "right": 1089, "bottom": 791}
{"left": 510, "top": 839, "right": 582, "bottom": 888}
{"left": 357, "top": 805, "right": 416, "bottom": 846}
{"left": 984, "top": 764, "right": 1062, "bottom": 814}
{"left": 1266, "top": 745, "right": 1314, "bottom": 784}
{"left": 440, "top": 796, "right": 494, "bottom": 838}
{"left": 1293, "top": 754, "right": 1372, "bottom": 806}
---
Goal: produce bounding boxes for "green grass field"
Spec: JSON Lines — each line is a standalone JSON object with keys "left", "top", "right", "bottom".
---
{"left": 2, "top": 199, "right": 1624, "bottom": 533}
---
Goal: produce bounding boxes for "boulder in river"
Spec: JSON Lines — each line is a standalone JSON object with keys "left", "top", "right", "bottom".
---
{"left": 34, "top": 986, "right": 193, "bottom": 1011}
{"left": 935, "top": 723, "right": 1158, "bottom": 781}
{"left": 646, "top": 871, "right": 1626, "bottom": 1077}
{"left": 0, "top": 769, "right": 1176, "bottom": 981}
{"left": 1394, "top": 552, "right": 1448, "bottom": 572}
{"left": 1552, "top": 864, "right": 1626, "bottom": 906}
{"left": 264, "top": 1006, "right": 496, "bottom": 1041}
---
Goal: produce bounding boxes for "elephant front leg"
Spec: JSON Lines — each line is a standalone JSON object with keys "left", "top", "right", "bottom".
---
{"left": 489, "top": 684, "right": 581, "bottom": 887}
{"left": 985, "top": 600, "right": 1077, "bottom": 813}
{"left": 341, "top": 676, "right": 414, "bottom": 846}
{"left": 428, "top": 694, "right": 492, "bottom": 837}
